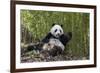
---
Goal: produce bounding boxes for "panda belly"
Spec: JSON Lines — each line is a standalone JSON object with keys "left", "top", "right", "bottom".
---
{"left": 49, "top": 38, "right": 65, "bottom": 51}
{"left": 42, "top": 38, "right": 64, "bottom": 51}
{"left": 42, "top": 38, "right": 65, "bottom": 56}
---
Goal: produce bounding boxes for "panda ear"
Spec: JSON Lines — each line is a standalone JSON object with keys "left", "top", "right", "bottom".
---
{"left": 61, "top": 24, "right": 63, "bottom": 27}
{"left": 52, "top": 23, "right": 55, "bottom": 26}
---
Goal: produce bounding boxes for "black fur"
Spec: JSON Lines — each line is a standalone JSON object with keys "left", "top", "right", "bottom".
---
{"left": 60, "top": 32, "right": 72, "bottom": 46}
{"left": 52, "top": 23, "right": 63, "bottom": 27}
{"left": 42, "top": 33, "right": 57, "bottom": 43}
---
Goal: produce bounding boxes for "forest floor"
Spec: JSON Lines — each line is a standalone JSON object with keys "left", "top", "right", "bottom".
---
{"left": 21, "top": 48, "right": 88, "bottom": 63}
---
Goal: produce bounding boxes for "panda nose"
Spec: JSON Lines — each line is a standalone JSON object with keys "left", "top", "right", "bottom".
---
{"left": 58, "top": 33, "right": 60, "bottom": 36}
{"left": 57, "top": 33, "right": 60, "bottom": 36}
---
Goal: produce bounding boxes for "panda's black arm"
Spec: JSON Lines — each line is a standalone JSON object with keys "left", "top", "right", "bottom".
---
{"left": 41, "top": 33, "right": 52, "bottom": 43}
{"left": 60, "top": 32, "right": 72, "bottom": 46}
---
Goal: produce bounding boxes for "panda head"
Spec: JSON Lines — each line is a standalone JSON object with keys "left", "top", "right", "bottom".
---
{"left": 50, "top": 23, "right": 64, "bottom": 38}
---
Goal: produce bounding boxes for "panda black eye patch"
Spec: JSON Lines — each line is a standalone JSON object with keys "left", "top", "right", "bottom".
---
{"left": 55, "top": 29, "right": 57, "bottom": 32}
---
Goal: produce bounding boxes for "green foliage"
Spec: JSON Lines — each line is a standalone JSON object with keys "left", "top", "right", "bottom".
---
{"left": 20, "top": 9, "right": 89, "bottom": 59}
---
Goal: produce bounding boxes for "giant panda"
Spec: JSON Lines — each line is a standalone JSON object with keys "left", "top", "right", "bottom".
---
{"left": 41, "top": 23, "right": 72, "bottom": 56}
{"left": 25, "top": 23, "right": 72, "bottom": 57}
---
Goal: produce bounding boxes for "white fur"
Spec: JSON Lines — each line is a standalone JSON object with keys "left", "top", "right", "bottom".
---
{"left": 42, "top": 43, "right": 54, "bottom": 50}
{"left": 42, "top": 38, "right": 65, "bottom": 51}
{"left": 49, "top": 38, "right": 65, "bottom": 50}
{"left": 50, "top": 24, "right": 64, "bottom": 38}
